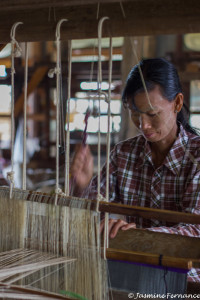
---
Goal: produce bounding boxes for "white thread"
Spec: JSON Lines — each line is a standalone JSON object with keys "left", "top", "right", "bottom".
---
{"left": 119, "top": 1, "right": 126, "bottom": 18}
{"left": 64, "top": 40, "right": 72, "bottom": 196}
{"left": 103, "top": 37, "right": 113, "bottom": 259}
{"left": 7, "top": 171, "right": 15, "bottom": 198}
{"left": 103, "top": 213, "right": 109, "bottom": 260}
{"left": 22, "top": 42, "right": 28, "bottom": 191}
{"left": 54, "top": 19, "right": 68, "bottom": 205}
{"left": 96, "top": 194, "right": 106, "bottom": 212}
{"left": 9, "top": 22, "right": 23, "bottom": 199}
{"left": 130, "top": 37, "right": 153, "bottom": 110}
{"left": 96, "top": 18, "right": 110, "bottom": 261}
{"left": 106, "top": 37, "right": 112, "bottom": 203}
{"left": 97, "top": 17, "right": 109, "bottom": 201}
{"left": 55, "top": 187, "right": 65, "bottom": 197}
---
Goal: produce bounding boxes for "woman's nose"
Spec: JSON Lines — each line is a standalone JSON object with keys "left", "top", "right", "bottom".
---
{"left": 139, "top": 114, "right": 151, "bottom": 130}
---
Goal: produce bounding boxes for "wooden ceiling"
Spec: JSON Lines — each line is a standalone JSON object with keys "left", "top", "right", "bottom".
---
{"left": 0, "top": 0, "right": 200, "bottom": 42}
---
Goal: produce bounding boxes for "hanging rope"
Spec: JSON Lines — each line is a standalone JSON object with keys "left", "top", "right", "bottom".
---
{"left": 103, "top": 36, "right": 113, "bottom": 259}
{"left": 96, "top": 16, "right": 109, "bottom": 204}
{"left": 64, "top": 40, "right": 72, "bottom": 196}
{"left": 95, "top": 16, "right": 111, "bottom": 260}
{"left": 130, "top": 37, "right": 153, "bottom": 110}
{"left": 53, "top": 19, "right": 68, "bottom": 204}
{"left": 22, "top": 42, "right": 29, "bottom": 191}
{"left": 8, "top": 22, "right": 23, "bottom": 199}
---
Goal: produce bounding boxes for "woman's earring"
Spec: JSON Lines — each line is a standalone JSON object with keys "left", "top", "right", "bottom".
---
{"left": 174, "top": 109, "right": 178, "bottom": 113}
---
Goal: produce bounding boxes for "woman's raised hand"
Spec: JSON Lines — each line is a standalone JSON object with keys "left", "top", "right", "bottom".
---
{"left": 71, "top": 145, "right": 94, "bottom": 191}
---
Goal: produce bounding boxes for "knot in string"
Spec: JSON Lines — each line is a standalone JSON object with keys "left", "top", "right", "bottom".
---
{"left": 55, "top": 187, "right": 66, "bottom": 197}
{"left": 7, "top": 171, "right": 15, "bottom": 185}
{"left": 48, "top": 67, "right": 60, "bottom": 78}
{"left": 11, "top": 67, "right": 16, "bottom": 75}
{"left": 96, "top": 194, "right": 106, "bottom": 212}
{"left": 10, "top": 22, "right": 23, "bottom": 58}
{"left": 54, "top": 67, "right": 61, "bottom": 75}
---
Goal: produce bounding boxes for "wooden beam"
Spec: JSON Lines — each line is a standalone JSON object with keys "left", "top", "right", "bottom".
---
{"left": 109, "top": 229, "right": 200, "bottom": 259}
{"left": 107, "top": 229, "right": 200, "bottom": 269}
{"left": 0, "top": 0, "right": 128, "bottom": 11}
{"left": 15, "top": 65, "right": 48, "bottom": 118}
{"left": 99, "top": 201, "right": 200, "bottom": 225}
{"left": 1, "top": 186, "right": 199, "bottom": 225}
{"left": 0, "top": 283, "right": 72, "bottom": 299}
{"left": 0, "top": 0, "right": 200, "bottom": 42}
{"left": 106, "top": 248, "right": 200, "bottom": 270}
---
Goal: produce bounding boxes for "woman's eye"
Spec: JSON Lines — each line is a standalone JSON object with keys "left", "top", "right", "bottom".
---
{"left": 148, "top": 113, "right": 157, "bottom": 117}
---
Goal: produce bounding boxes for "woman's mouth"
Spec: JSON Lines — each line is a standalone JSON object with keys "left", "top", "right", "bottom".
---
{"left": 143, "top": 132, "right": 155, "bottom": 139}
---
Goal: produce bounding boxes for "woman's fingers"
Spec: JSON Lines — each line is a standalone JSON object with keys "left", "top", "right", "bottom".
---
{"left": 100, "top": 218, "right": 117, "bottom": 234}
{"left": 101, "top": 219, "right": 137, "bottom": 238}
{"left": 109, "top": 219, "right": 127, "bottom": 238}
{"left": 121, "top": 223, "right": 136, "bottom": 230}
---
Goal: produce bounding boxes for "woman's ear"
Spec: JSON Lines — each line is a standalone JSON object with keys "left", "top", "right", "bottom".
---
{"left": 174, "top": 93, "right": 184, "bottom": 113}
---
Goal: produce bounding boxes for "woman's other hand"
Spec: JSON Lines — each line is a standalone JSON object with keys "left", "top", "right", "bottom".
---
{"left": 100, "top": 218, "right": 136, "bottom": 239}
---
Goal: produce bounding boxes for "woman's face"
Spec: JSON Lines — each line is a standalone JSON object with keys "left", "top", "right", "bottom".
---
{"left": 128, "top": 86, "right": 181, "bottom": 143}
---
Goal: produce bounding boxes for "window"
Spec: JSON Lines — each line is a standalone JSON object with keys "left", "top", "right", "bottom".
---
{"left": 0, "top": 85, "right": 11, "bottom": 148}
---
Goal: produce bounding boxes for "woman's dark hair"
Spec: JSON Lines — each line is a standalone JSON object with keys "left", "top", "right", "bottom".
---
{"left": 122, "top": 58, "right": 198, "bottom": 135}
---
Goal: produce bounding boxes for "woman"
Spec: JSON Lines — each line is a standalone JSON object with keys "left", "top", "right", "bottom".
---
{"left": 71, "top": 58, "right": 200, "bottom": 282}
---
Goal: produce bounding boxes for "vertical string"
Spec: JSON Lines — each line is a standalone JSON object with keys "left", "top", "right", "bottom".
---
{"left": 64, "top": 40, "right": 72, "bottom": 196}
{"left": 55, "top": 35, "right": 61, "bottom": 205}
{"left": 130, "top": 37, "right": 153, "bottom": 110}
{"left": 104, "top": 36, "right": 113, "bottom": 258}
{"left": 54, "top": 19, "right": 68, "bottom": 205}
{"left": 119, "top": 1, "right": 126, "bottom": 18}
{"left": 22, "top": 42, "right": 29, "bottom": 190}
{"left": 97, "top": 17, "right": 109, "bottom": 200}
{"left": 8, "top": 22, "right": 23, "bottom": 199}
{"left": 9, "top": 39, "right": 15, "bottom": 198}
{"left": 105, "top": 37, "right": 112, "bottom": 203}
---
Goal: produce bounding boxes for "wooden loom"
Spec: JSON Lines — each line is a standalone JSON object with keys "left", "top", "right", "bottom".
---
{"left": 0, "top": 18, "right": 110, "bottom": 300}
{"left": 0, "top": 186, "right": 200, "bottom": 297}
{"left": 0, "top": 1, "right": 200, "bottom": 298}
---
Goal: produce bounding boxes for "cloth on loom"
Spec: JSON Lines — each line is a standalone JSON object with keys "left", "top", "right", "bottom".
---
{"left": 83, "top": 124, "right": 200, "bottom": 282}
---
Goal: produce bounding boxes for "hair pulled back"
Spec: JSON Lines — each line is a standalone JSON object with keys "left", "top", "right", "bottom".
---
{"left": 122, "top": 58, "right": 197, "bottom": 135}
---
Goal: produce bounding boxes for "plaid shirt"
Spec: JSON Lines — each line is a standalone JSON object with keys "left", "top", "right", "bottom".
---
{"left": 85, "top": 125, "right": 200, "bottom": 282}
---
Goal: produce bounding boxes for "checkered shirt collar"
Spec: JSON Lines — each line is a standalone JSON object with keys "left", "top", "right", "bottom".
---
{"left": 136, "top": 125, "right": 189, "bottom": 175}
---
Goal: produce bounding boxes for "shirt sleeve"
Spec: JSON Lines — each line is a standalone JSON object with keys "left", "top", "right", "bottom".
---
{"left": 148, "top": 170, "right": 200, "bottom": 236}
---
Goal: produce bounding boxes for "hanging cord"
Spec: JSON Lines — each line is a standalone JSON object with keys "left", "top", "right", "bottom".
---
{"left": 96, "top": 16, "right": 109, "bottom": 208}
{"left": 49, "top": 19, "right": 68, "bottom": 204}
{"left": 7, "top": 22, "right": 23, "bottom": 199}
{"left": 119, "top": 1, "right": 126, "bottom": 18}
{"left": 96, "top": 2, "right": 100, "bottom": 20}
{"left": 130, "top": 37, "right": 153, "bottom": 110}
{"left": 22, "top": 42, "right": 29, "bottom": 191}
{"left": 103, "top": 36, "right": 113, "bottom": 260}
{"left": 95, "top": 16, "right": 110, "bottom": 260}
{"left": 64, "top": 40, "right": 72, "bottom": 196}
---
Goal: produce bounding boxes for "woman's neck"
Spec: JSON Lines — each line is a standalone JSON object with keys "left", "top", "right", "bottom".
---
{"left": 151, "top": 123, "right": 179, "bottom": 168}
